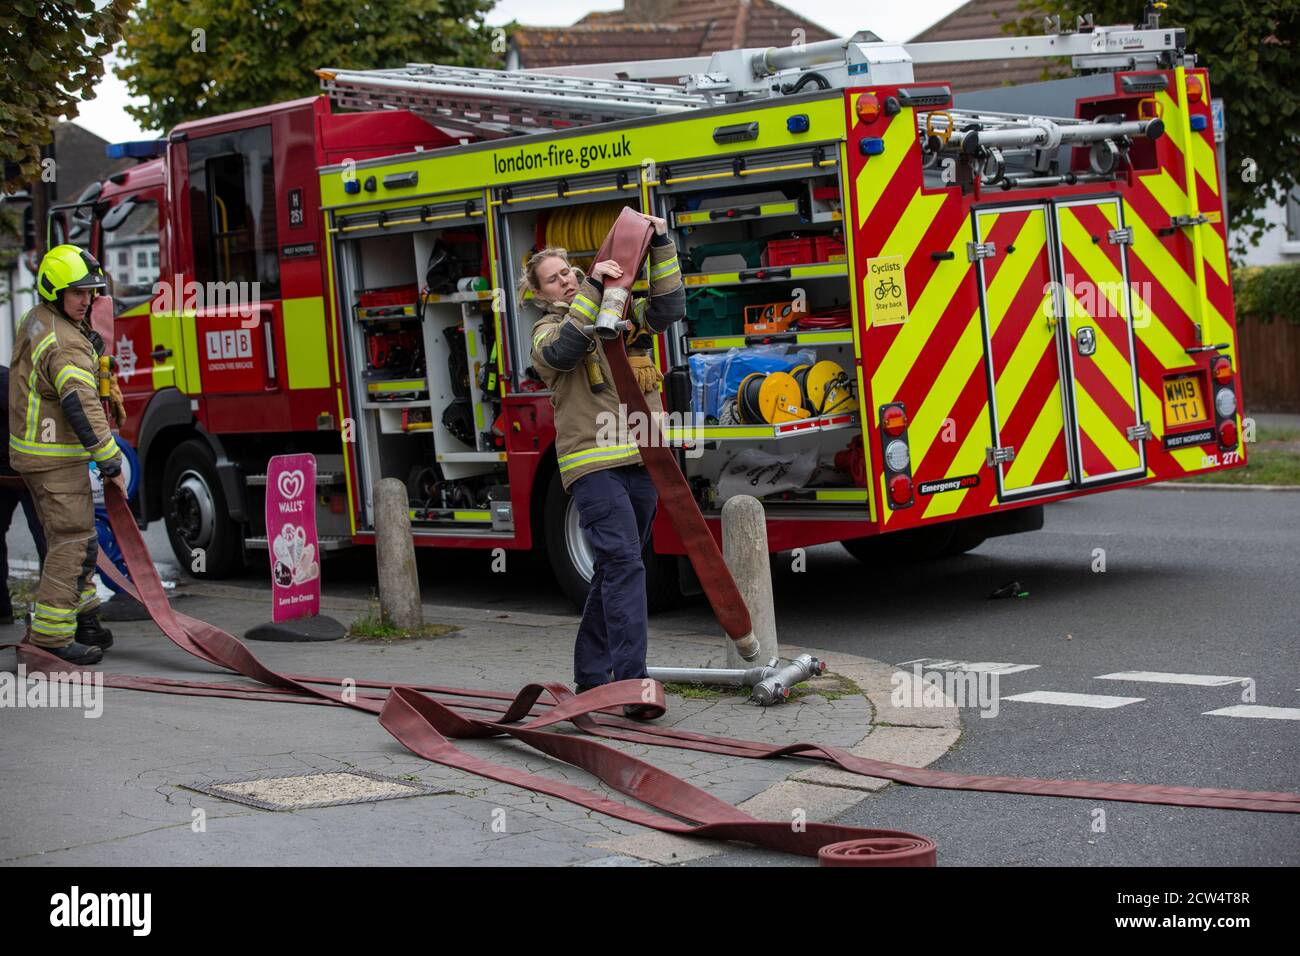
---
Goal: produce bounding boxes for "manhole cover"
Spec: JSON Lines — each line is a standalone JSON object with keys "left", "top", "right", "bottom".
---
{"left": 183, "top": 771, "right": 449, "bottom": 811}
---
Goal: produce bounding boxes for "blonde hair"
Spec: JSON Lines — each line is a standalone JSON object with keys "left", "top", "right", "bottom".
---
{"left": 517, "top": 247, "right": 573, "bottom": 301}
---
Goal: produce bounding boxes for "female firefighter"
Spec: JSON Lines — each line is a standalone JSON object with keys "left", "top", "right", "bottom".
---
{"left": 524, "top": 212, "right": 683, "bottom": 719}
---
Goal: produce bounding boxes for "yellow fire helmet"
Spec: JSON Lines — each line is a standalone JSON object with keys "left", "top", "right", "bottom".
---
{"left": 37, "top": 244, "right": 107, "bottom": 303}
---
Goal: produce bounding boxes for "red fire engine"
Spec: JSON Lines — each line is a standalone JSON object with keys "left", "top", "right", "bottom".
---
{"left": 55, "top": 14, "right": 1244, "bottom": 609}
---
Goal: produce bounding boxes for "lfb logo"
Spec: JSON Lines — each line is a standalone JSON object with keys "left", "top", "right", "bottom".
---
{"left": 205, "top": 329, "right": 252, "bottom": 361}
{"left": 277, "top": 469, "right": 305, "bottom": 501}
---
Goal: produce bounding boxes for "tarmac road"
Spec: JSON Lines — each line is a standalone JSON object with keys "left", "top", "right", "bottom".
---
{"left": 8, "top": 485, "right": 1297, "bottom": 866}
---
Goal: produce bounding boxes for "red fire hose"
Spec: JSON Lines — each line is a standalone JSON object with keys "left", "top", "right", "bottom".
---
{"left": 595, "top": 209, "right": 759, "bottom": 659}
{"left": 4, "top": 484, "right": 1294, "bottom": 876}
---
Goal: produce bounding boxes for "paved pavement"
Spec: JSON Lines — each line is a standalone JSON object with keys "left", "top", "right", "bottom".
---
{"left": 0, "top": 586, "right": 954, "bottom": 867}
{"left": 3, "top": 484, "right": 1296, "bottom": 867}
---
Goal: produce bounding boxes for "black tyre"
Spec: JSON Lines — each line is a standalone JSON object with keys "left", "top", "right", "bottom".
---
{"left": 543, "top": 468, "right": 680, "bottom": 613}
{"left": 841, "top": 523, "right": 956, "bottom": 565}
{"left": 163, "top": 439, "right": 242, "bottom": 578}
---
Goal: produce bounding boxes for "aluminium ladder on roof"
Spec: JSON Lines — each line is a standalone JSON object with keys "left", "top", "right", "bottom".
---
{"left": 317, "top": 63, "right": 713, "bottom": 138}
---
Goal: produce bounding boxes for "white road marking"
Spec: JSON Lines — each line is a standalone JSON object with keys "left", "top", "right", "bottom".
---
{"left": 1202, "top": 705, "right": 1300, "bottom": 721}
{"left": 1095, "top": 671, "right": 1250, "bottom": 687}
{"left": 1003, "top": 691, "right": 1144, "bottom": 709}
{"left": 897, "top": 659, "right": 1040, "bottom": 676}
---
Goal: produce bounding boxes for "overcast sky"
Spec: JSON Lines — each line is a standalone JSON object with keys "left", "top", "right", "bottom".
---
{"left": 75, "top": 0, "right": 967, "bottom": 142}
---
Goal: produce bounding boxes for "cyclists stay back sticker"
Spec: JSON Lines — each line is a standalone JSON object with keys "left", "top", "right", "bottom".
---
{"left": 867, "top": 256, "right": 908, "bottom": 327}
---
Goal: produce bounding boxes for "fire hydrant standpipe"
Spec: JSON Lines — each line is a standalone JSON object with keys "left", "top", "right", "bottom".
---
{"left": 647, "top": 654, "right": 827, "bottom": 707}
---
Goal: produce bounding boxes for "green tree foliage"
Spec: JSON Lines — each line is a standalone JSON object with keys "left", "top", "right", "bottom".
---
{"left": 115, "top": 0, "right": 501, "bottom": 132}
{"left": 1, "top": 0, "right": 133, "bottom": 193}
{"left": 1010, "top": 2, "right": 1299, "bottom": 258}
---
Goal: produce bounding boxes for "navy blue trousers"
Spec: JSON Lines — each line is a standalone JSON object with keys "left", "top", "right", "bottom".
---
{"left": 568, "top": 464, "right": 658, "bottom": 688}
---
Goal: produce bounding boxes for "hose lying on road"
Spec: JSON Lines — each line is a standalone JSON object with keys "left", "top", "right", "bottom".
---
{"left": 2, "top": 483, "right": 1293, "bottom": 878}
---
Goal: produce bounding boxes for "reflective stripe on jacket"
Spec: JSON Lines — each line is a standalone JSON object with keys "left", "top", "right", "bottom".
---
{"left": 8, "top": 302, "right": 120, "bottom": 474}
{"left": 529, "top": 238, "right": 685, "bottom": 490}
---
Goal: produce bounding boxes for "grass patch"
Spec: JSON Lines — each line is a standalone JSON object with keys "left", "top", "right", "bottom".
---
{"left": 788, "top": 671, "right": 863, "bottom": 702}
{"left": 7, "top": 574, "right": 38, "bottom": 621}
{"left": 1183, "top": 428, "right": 1300, "bottom": 486}
{"left": 346, "top": 605, "right": 460, "bottom": 643}
{"left": 662, "top": 681, "right": 748, "bottom": 700}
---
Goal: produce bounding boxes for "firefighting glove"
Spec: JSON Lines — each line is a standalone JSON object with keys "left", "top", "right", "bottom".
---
{"left": 108, "top": 374, "right": 127, "bottom": 428}
{"left": 627, "top": 354, "right": 663, "bottom": 393}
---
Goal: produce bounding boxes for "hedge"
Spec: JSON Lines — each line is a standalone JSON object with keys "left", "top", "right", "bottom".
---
{"left": 1233, "top": 262, "right": 1300, "bottom": 325}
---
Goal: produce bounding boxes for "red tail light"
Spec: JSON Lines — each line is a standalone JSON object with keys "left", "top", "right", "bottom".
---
{"left": 1218, "top": 420, "right": 1238, "bottom": 448}
{"left": 1212, "top": 357, "right": 1233, "bottom": 384}
{"left": 889, "top": 474, "right": 913, "bottom": 505}
{"left": 882, "top": 405, "right": 909, "bottom": 436}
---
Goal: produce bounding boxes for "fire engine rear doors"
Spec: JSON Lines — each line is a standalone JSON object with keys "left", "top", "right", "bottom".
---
{"left": 973, "top": 196, "right": 1146, "bottom": 501}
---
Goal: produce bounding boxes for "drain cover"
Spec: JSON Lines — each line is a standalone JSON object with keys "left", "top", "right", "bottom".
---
{"left": 184, "top": 771, "right": 448, "bottom": 811}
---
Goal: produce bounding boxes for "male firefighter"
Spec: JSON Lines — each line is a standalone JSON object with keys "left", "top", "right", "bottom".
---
{"left": 524, "top": 213, "right": 683, "bottom": 719}
{"left": 9, "top": 244, "right": 126, "bottom": 665}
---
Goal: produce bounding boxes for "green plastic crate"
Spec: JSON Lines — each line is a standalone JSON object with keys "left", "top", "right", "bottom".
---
{"left": 687, "top": 239, "right": 766, "bottom": 273}
{"left": 686, "top": 287, "right": 766, "bottom": 337}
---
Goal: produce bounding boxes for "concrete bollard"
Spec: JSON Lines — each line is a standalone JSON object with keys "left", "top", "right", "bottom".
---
{"left": 721, "top": 495, "right": 779, "bottom": 668}
{"left": 374, "top": 478, "right": 422, "bottom": 631}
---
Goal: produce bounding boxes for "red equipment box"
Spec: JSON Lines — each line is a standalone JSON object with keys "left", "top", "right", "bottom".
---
{"left": 358, "top": 284, "right": 419, "bottom": 308}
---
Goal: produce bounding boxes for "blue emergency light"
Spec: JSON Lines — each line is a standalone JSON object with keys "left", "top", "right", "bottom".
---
{"left": 860, "top": 138, "right": 886, "bottom": 156}
{"left": 106, "top": 140, "right": 168, "bottom": 160}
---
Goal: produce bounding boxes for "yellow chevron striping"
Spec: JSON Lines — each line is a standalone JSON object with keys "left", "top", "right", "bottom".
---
{"left": 1155, "top": 90, "right": 1190, "bottom": 157}
{"left": 1139, "top": 171, "right": 1228, "bottom": 285}
{"left": 1002, "top": 380, "right": 1068, "bottom": 491}
{"left": 1064, "top": 287, "right": 1136, "bottom": 417}
{"left": 921, "top": 401, "right": 990, "bottom": 518}
{"left": 879, "top": 187, "right": 949, "bottom": 263}
{"left": 1190, "top": 132, "right": 1220, "bottom": 199}
{"left": 994, "top": 289, "right": 1055, "bottom": 427}
{"left": 982, "top": 213, "right": 1051, "bottom": 433}
{"left": 869, "top": 217, "right": 975, "bottom": 404}
{"left": 855, "top": 110, "right": 915, "bottom": 229}
{"left": 1122, "top": 201, "right": 1206, "bottom": 370}
{"left": 1057, "top": 216, "right": 1140, "bottom": 411}
{"left": 1076, "top": 385, "right": 1139, "bottom": 476}
{"left": 905, "top": 310, "right": 982, "bottom": 475}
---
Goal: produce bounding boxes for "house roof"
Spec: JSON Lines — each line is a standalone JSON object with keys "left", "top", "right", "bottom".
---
{"left": 511, "top": 0, "right": 837, "bottom": 70}
{"left": 910, "top": 0, "right": 1070, "bottom": 91}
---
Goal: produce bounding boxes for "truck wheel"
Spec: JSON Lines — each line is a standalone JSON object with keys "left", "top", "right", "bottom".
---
{"left": 543, "top": 469, "right": 679, "bottom": 613}
{"left": 163, "top": 439, "right": 241, "bottom": 578}
{"left": 841, "top": 523, "right": 956, "bottom": 565}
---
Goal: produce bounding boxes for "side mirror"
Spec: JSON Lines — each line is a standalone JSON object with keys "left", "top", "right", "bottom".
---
{"left": 100, "top": 198, "right": 137, "bottom": 233}
{"left": 47, "top": 209, "right": 69, "bottom": 248}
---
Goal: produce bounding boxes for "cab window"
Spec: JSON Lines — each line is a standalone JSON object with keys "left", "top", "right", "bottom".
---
{"left": 100, "top": 198, "right": 161, "bottom": 316}
{"left": 187, "top": 125, "right": 280, "bottom": 299}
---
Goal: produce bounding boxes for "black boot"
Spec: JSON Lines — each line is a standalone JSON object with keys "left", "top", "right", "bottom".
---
{"left": 75, "top": 612, "right": 114, "bottom": 650}
{"left": 46, "top": 641, "right": 104, "bottom": 666}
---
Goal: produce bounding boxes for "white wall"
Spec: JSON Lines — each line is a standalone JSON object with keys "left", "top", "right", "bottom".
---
{"left": 1233, "top": 189, "right": 1300, "bottom": 267}
{"left": 1, "top": 259, "right": 38, "bottom": 366}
